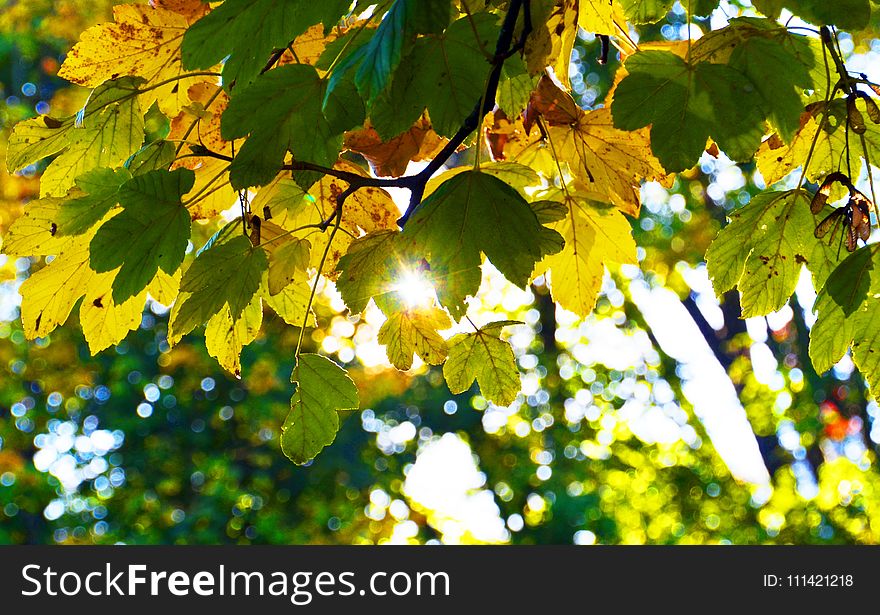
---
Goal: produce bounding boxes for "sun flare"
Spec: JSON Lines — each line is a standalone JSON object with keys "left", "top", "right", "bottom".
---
{"left": 391, "top": 269, "right": 437, "bottom": 309}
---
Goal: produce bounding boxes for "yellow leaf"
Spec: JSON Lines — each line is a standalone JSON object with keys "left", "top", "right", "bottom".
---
{"left": 443, "top": 322, "right": 521, "bottom": 406}
{"left": 550, "top": 107, "right": 668, "bottom": 216}
{"left": 261, "top": 271, "right": 315, "bottom": 327}
{"left": 526, "top": 0, "right": 578, "bottom": 88}
{"left": 58, "top": 3, "right": 211, "bottom": 116}
{"left": 2, "top": 195, "right": 69, "bottom": 256}
{"left": 205, "top": 294, "right": 263, "bottom": 377}
{"left": 755, "top": 108, "right": 866, "bottom": 187}
{"left": 168, "top": 83, "right": 237, "bottom": 219}
{"left": 147, "top": 268, "right": 181, "bottom": 305}
{"left": 378, "top": 306, "right": 452, "bottom": 371}
{"left": 18, "top": 234, "right": 96, "bottom": 338}
{"left": 578, "top": 0, "right": 625, "bottom": 36}
{"left": 268, "top": 238, "right": 311, "bottom": 295}
{"left": 253, "top": 162, "right": 399, "bottom": 277}
{"left": 80, "top": 273, "right": 147, "bottom": 354}
{"left": 537, "top": 189, "right": 637, "bottom": 316}
{"left": 181, "top": 157, "right": 237, "bottom": 220}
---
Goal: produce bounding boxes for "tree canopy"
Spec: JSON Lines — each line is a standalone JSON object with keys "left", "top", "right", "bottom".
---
{"left": 2, "top": 0, "right": 880, "bottom": 545}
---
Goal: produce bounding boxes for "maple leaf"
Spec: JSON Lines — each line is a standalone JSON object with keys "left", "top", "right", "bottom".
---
{"left": 282, "top": 354, "right": 359, "bottom": 464}
{"left": 7, "top": 78, "right": 145, "bottom": 197}
{"left": 402, "top": 169, "right": 564, "bottom": 318}
{"left": 80, "top": 275, "right": 147, "bottom": 355}
{"left": 181, "top": 0, "right": 353, "bottom": 87}
{"left": 369, "top": 13, "right": 496, "bottom": 138}
{"left": 810, "top": 246, "right": 880, "bottom": 397}
{"left": 18, "top": 236, "right": 91, "bottom": 339}
{"left": 267, "top": 238, "right": 311, "bottom": 296}
{"left": 220, "top": 64, "right": 365, "bottom": 189}
{"left": 536, "top": 188, "right": 638, "bottom": 317}
{"left": 344, "top": 116, "right": 446, "bottom": 178}
{"left": 55, "top": 167, "right": 132, "bottom": 236}
{"left": 611, "top": 50, "right": 766, "bottom": 172}
{"left": 205, "top": 295, "right": 263, "bottom": 378}
{"left": 169, "top": 234, "right": 268, "bottom": 344}
{"left": 89, "top": 168, "right": 194, "bottom": 303}
{"left": 525, "top": 77, "right": 669, "bottom": 216}
{"left": 251, "top": 162, "right": 399, "bottom": 277}
{"left": 705, "top": 190, "right": 843, "bottom": 318}
{"left": 524, "top": 0, "right": 578, "bottom": 90}
{"left": 58, "top": 3, "right": 209, "bottom": 117}
{"left": 378, "top": 306, "right": 452, "bottom": 371}
{"left": 443, "top": 321, "right": 521, "bottom": 406}
{"left": 167, "top": 83, "right": 238, "bottom": 219}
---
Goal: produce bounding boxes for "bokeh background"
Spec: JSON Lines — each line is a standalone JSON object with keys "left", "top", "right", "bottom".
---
{"left": 2, "top": 0, "right": 880, "bottom": 545}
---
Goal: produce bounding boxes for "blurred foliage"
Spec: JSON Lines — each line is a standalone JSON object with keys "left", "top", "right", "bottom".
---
{"left": 1, "top": 0, "right": 880, "bottom": 545}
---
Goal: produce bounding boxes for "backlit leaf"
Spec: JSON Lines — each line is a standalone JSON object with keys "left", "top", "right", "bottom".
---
{"left": 169, "top": 234, "right": 268, "bottom": 343}
{"left": 378, "top": 306, "right": 452, "bottom": 371}
{"left": 443, "top": 321, "right": 521, "bottom": 406}
{"left": 89, "top": 168, "right": 194, "bottom": 303}
{"left": 402, "top": 170, "right": 563, "bottom": 318}
{"left": 282, "top": 353, "right": 359, "bottom": 464}
{"left": 611, "top": 50, "right": 765, "bottom": 172}
{"left": 58, "top": 3, "right": 207, "bottom": 116}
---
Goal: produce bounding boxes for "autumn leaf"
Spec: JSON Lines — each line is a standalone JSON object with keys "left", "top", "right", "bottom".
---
{"left": 7, "top": 78, "right": 145, "bottom": 197}
{"left": 527, "top": 77, "right": 669, "bottom": 216}
{"left": 378, "top": 306, "right": 452, "bottom": 371}
{"left": 205, "top": 294, "right": 263, "bottom": 377}
{"left": 536, "top": 187, "right": 638, "bottom": 317}
{"left": 525, "top": 0, "right": 578, "bottom": 89}
{"left": 267, "top": 238, "right": 311, "bottom": 296}
{"left": 18, "top": 234, "right": 96, "bottom": 339}
{"left": 58, "top": 3, "right": 209, "bottom": 116}
{"left": 443, "top": 321, "right": 521, "bottom": 406}
{"left": 252, "top": 162, "right": 399, "bottom": 277}
{"left": 80, "top": 276, "right": 147, "bottom": 354}
{"left": 282, "top": 353, "right": 359, "bottom": 464}
{"left": 344, "top": 116, "right": 446, "bottom": 178}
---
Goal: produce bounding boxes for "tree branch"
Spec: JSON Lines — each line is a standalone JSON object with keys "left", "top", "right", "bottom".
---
{"left": 198, "top": 1, "right": 532, "bottom": 229}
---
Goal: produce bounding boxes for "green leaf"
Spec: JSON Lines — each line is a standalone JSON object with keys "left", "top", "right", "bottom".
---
{"left": 181, "top": 0, "right": 350, "bottom": 87}
{"left": 402, "top": 170, "right": 563, "bottom": 318}
{"left": 375, "top": 14, "right": 497, "bottom": 138}
{"left": 7, "top": 77, "right": 144, "bottom": 196}
{"left": 329, "top": 0, "right": 450, "bottom": 104}
{"left": 611, "top": 51, "right": 765, "bottom": 172}
{"left": 705, "top": 190, "right": 842, "bottom": 318}
{"left": 729, "top": 36, "right": 814, "bottom": 141}
{"left": 785, "top": 0, "right": 871, "bottom": 32}
{"left": 55, "top": 167, "right": 132, "bottom": 236}
{"left": 169, "top": 234, "right": 268, "bottom": 342}
{"left": 619, "top": 0, "right": 675, "bottom": 24}
{"left": 282, "top": 353, "right": 359, "bottom": 464}
{"left": 443, "top": 321, "right": 521, "bottom": 406}
{"left": 127, "top": 141, "right": 176, "bottom": 175}
{"left": 89, "top": 168, "right": 194, "bottom": 303}
{"left": 336, "top": 229, "right": 404, "bottom": 314}
{"left": 497, "top": 54, "right": 539, "bottom": 118}
{"left": 220, "top": 64, "right": 364, "bottom": 189}
{"left": 810, "top": 246, "right": 880, "bottom": 397}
